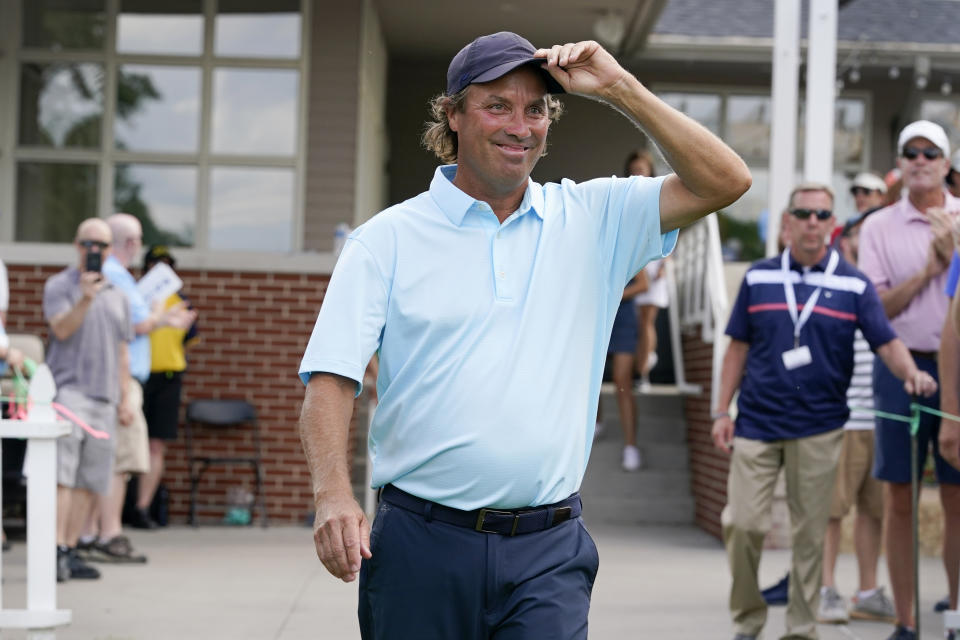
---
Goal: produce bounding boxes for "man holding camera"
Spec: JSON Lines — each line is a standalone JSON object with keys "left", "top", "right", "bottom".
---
{"left": 43, "top": 218, "right": 133, "bottom": 581}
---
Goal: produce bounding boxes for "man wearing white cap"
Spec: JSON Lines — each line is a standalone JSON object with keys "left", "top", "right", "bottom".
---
{"left": 850, "top": 172, "right": 887, "bottom": 214}
{"left": 858, "top": 120, "right": 960, "bottom": 640}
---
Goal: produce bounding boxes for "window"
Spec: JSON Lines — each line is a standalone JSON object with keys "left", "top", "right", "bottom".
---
{"left": 656, "top": 88, "right": 870, "bottom": 258}
{"left": 920, "top": 98, "right": 960, "bottom": 157}
{"left": 9, "top": 0, "right": 306, "bottom": 251}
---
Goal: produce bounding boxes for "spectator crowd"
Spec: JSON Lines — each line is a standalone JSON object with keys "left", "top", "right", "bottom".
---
{"left": 1, "top": 214, "right": 197, "bottom": 583}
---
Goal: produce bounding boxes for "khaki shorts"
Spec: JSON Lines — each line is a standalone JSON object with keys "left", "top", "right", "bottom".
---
{"left": 829, "top": 429, "right": 883, "bottom": 520}
{"left": 56, "top": 387, "right": 117, "bottom": 495}
{"left": 115, "top": 378, "right": 150, "bottom": 474}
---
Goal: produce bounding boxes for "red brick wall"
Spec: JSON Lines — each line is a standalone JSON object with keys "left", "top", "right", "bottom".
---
{"left": 682, "top": 328, "right": 728, "bottom": 539}
{"left": 5, "top": 263, "right": 359, "bottom": 524}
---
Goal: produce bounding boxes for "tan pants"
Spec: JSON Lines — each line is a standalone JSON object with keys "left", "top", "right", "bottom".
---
{"left": 115, "top": 379, "right": 150, "bottom": 475}
{"left": 722, "top": 429, "right": 843, "bottom": 640}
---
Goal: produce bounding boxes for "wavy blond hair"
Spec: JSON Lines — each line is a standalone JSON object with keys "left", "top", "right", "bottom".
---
{"left": 421, "top": 86, "right": 564, "bottom": 164}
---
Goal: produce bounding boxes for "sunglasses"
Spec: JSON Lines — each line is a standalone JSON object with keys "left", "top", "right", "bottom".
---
{"left": 79, "top": 239, "right": 110, "bottom": 250}
{"left": 790, "top": 208, "right": 833, "bottom": 221}
{"left": 850, "top": 186, "right": 877, "bottom": 196}
{"left": 902, "top": 146, "right": 943, "bottom": 161}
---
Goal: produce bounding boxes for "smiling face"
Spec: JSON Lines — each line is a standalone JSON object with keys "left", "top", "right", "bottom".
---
{"left": 785, "top": 189, "right": 834, "bottom": 263}
{"left": 898, "top": 137, "right": 950, "bottom": 196}
{"left": 446, "top": 66, "right": 549, "bottom": 201}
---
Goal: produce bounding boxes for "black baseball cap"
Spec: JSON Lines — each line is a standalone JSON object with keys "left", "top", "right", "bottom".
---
{"left": 446, "top": 32, "right": 565, "bottom": 96}
{"left": 144, "top": 244, "right": 175, "bottom": 269}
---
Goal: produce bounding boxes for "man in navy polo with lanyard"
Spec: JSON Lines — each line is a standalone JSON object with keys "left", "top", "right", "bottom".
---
{"left": 298, "top": 32, "right": 751, "bottom": 639}
{"left": 711, "top": 183, "right": 936, "bottom": 640}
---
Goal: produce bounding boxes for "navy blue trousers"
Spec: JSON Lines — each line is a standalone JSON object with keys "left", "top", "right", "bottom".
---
{"left": 358, "top": 496, "right": 599, "bottom": 640}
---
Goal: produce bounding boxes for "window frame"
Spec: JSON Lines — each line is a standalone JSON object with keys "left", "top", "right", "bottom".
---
{"left": 0, "top": 0, "right": 312, "bottom": 265}
{"left": 651, "top": 83, "right": 873, "bottom": 174}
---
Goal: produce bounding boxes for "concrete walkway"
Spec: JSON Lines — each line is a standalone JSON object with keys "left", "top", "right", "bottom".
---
{"left": 0, "top": 523, "right": 953, "bottom": 639}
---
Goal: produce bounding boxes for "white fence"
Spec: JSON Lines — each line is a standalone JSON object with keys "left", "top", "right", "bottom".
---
{"left": 0, "top": 364, "right": 71, "bottom": 638}
{"left": 671, "top": 213, "right": 729, "bottom": 410}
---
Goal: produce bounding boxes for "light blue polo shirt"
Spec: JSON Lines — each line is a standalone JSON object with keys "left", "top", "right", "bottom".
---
{"left": 300, "top": 165, "right": 676, "bottom": 510}
{"left": 103, "top": 255, "right": 150, "bottom": 383}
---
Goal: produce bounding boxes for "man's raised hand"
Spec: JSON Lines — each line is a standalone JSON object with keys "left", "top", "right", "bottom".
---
{"left": 534, "top": 41, "right": 629, "bottom": 99}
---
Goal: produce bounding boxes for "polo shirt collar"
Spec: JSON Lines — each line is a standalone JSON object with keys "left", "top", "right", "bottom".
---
{"left": 429, "top": 165, "right": 544, "bottom": 226}
{"left": 787, "top": 248, "right": 834, "bottom": 272}
{"left": 899, "top": 189, "right": 955, "bottom": 224}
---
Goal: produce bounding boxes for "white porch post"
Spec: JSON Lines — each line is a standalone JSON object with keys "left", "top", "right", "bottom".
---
{"left": 803, "top": 0, "right": 838, "bottom": 184}
{"left": 765, "top": 0, "right": 801, "bottom": 257}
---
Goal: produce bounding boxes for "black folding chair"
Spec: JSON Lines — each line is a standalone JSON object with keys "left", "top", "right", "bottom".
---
{"left": 185, "top": 399, "right": 267, "bottom": 527}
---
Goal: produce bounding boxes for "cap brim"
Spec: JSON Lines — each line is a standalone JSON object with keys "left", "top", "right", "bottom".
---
{"left": 472, "top": 58, "right": 565, "bottom": 94}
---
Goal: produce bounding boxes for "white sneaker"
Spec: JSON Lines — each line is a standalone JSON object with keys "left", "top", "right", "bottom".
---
{"left": 634, "top": 377, "right": 651, "bottom": 393}
{"left": 646, "top": 351, "right": 659, "bottom": 371}
{"left": 622, "top": 445, "right": 642, "bottom": 471}
{"left": 817, "top": 585, "right": 849, "bottom": 623}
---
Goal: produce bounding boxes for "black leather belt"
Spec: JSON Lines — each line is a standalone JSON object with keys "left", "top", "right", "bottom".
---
{"left": 380, "top": 485, "right": 581, "bottom": 536}
{"left": 910, "top": 350, "right": 938, "bottom": 361}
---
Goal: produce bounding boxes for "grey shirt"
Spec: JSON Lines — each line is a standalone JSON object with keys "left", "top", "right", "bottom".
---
{"left": 43, "top": 267, "right": 132, "bottom": 404}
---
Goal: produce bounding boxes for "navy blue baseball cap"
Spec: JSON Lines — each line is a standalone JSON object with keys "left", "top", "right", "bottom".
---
{"left": 446, "top": 32, "right": 565, "bottom": 96}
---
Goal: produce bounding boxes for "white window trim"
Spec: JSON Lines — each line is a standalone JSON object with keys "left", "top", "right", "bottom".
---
{"left": 1, "top": 0, "right": 317, "bottom": 267}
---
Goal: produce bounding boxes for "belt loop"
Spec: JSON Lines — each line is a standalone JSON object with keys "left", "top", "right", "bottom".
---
{"left": 545, "top": 507, "right": 556, "bottom": 529}
{"left": 423, "top": 502, "right": 433, "bottom": 523}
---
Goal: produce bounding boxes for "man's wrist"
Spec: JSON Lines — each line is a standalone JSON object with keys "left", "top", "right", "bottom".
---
{"left": 711, "top": 410, "right": 730, "bottom": 420}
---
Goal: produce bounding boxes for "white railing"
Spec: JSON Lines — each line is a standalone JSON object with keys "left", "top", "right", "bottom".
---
{"left": 0, "top": 364, "right": 71, "bottom": 639}
{"left": 672, "top": 213, "right": 729, "bottom": 410}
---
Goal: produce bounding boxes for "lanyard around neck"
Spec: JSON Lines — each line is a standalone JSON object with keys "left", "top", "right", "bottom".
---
{"left": 780, "top": 248, "right": 839, "bottom": 346}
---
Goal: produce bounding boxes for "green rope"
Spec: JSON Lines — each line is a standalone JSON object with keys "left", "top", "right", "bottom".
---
{"left": 848, "top": 402, "right": 960, "bottom": 437}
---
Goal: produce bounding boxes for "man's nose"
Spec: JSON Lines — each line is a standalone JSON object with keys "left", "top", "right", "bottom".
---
{"left": 503, "top": 110, "right": 532, "bottom": 138}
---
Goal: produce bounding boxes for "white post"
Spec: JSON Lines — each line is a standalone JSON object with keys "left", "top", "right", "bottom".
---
{"left": 0, "top": 365, "right": 71, "bottom": 637}
{"left": 766, "top": 0, "right": 801, "bottom": 257}
{"left": 803, "top": 0, "right": 838, "bottom": 184}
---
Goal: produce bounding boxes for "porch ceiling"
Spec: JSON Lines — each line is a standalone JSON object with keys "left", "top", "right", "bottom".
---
{"left": 372, "top": 0, "right": 666, "bottom": 60}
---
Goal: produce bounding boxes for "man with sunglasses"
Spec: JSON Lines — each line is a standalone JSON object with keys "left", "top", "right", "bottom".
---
{"left": 858, "top": 120, "right": 960, "bottom": 640}
{"left": 712, "top": 183, "right": 935, "bottom": 640}
{"left": 850, "top": 172, "right": 888, "bottom": 215}
{"left": 43, "top": 218, "right": 134, "bottom": 582}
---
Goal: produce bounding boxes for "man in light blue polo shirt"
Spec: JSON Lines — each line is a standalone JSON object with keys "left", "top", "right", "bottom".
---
{"left": 299, "top": 32, "right": 751, "bottom": 639}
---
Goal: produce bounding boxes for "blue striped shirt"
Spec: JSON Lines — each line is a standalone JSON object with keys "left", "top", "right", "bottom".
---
{"left": 726, "top": 250, "right": 895, "bottom": 441}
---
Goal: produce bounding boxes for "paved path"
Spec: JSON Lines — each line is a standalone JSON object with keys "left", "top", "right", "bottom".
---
{"left": 0, "top": 524, "right": 952, "bottom": 639}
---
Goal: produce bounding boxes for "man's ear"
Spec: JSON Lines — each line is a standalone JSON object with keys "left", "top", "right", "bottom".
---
{"left": 446, "top": 105, "right": 460, "bottom": 133}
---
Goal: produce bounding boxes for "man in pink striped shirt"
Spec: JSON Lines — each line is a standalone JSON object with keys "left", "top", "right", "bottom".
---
{"left": 858, "top": 120, "right": 960, "bottom": 640}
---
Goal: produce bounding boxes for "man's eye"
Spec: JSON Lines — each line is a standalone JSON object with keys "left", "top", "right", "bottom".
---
{"left": 529, "top": 106, "right": 545, "bottom": 116}
{"left": 489, "top": 103, "right": 505, "bottom": 111}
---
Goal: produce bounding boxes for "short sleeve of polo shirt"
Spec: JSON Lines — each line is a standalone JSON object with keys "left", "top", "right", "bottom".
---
{"left": 572, "top": 175, "right": 676, "bottom": 291}
{"left": 299, "top": 235, "right": 389, "bottom": 394}
{"left": 43, "top": 272, "right": 73, "bottom": 321}
{"left": 724, "top": 271, "right": 752, "bottom": 342}
{"left": 946, "top": 251, "right": 960, "bottom": 299}
{"left": 856, "top": 278, "right": 897, "bottom": 350}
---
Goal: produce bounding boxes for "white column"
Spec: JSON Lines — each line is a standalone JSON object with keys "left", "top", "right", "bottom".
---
{"left": 803, "top": 0, "right": 838, "bottom": 184}
{"left": 765, "top": 0, "right": 801, "bottom": 257}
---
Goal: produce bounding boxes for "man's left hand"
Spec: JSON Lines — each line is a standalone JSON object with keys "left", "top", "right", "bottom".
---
{"left": 940, "top": 420, "right": 960, "bottom": 471}
{"left": 534, "top": 41, "right": 629, "bottom": 99}
{"left": 903, "top": 370, "right": 937, "bottom": 397}
{"left": 118, "top": 397, "right": 136, "bottom": 426}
